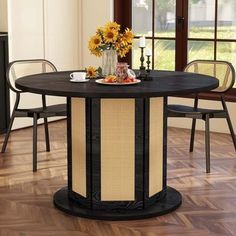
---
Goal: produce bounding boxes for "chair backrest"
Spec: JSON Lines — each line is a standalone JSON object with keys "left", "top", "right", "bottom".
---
{"left": 184, "top": 60, "right": 235, "bottom": 93}
{"left": 7, "top": 59, "right": 57, "bottom": 93}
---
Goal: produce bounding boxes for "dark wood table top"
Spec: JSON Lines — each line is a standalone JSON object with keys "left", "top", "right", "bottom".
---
{"left": 15, "top": 70, "right": 219, "bottom": 98}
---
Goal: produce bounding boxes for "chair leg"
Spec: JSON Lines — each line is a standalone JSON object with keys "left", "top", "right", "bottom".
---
{"left": 33, "top": 113, "right": 38, "bottom": 172}
{"left": 205, "top": 114, "right": 210, "bottom": 173}
{"left": 1, "top": 113, "right": 16, "bottom": 153}
{"left": 1, "top": 94, "right": 20, "bottom": 153}
{"left": 189, "top": 95, "right": 198, "bottom": 152}
{"left": 44, "top": 118, "right": 50, "bottom": 152}
{"left": 226, "top": 113, "right": 236, "bottom": 151}
{"left": 221, "top": 98, "right": 236, "bottom": 151}
{"left": 189, "top": 118, "right": 196, "bottom": 152}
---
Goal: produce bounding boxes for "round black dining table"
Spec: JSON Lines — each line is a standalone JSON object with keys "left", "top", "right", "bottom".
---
{"left": 16, "top": 70, "right": 218, "bottom": 220}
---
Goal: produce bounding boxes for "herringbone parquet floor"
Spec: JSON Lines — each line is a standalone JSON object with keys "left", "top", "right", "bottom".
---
{"left": 0, "top": 120, "right": 236, "bottom": 236}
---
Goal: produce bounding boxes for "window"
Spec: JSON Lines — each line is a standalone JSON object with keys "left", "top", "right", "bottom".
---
{"left": 114, "top": 0, "right": 236, "bottom": 100}
{"left": 188, "top": 0, "right": 236, "bottom": 70}
{"left": 132, "top": 0, "right": 176, "bottom": 71}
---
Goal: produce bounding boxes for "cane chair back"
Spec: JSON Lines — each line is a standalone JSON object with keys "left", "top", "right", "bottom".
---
{"left": 184, "top": 60, "right": 235, "bottom": 93}
{"left": 7, "top": 59, "right": 57, "bottom": 92}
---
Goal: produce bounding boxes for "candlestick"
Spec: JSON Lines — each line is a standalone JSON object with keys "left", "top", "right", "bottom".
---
{"left": 146, "top": 55, "right": 151, "bottom": 72}
{"left": 138, "top": 46, "right": 148, "bottom": 80}
{"left": 139, "top": 36, "right": 146, "bottom": 48}
{"left": 145, "top": 48, "right": 152, "bottom": 56}
{"left": 145, "top": 55, "right": 152, "bottom": 81}
{"left": 139, "top": 47, "right": 145, "bottom": 71}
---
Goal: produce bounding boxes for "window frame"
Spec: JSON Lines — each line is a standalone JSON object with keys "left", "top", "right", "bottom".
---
{"left": 114, "top": 0, "right": 236, "bottom": 101}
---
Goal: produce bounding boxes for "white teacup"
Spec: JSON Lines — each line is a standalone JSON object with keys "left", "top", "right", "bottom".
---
{"left": 70, "top": 72, "right": 86, "bottom": 81}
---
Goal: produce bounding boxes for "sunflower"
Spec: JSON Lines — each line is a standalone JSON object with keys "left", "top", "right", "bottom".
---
{"left": 118, "top": 45, "right": 132, "bottom": 58}
{"left": 122, "top": 29, "right": 134, "bottom": 44}
{"left": 114, "top": 41, "right": 121, "bottom": 51}
{"left": 90, "top": 49, "right": 102, "bottom": 57}
{"left": 103, "top": 29, "right": 118, "bottom": 44}
{"left": 86, "top": 66, "right": 97, "bottom": 77}
{"left": 96, "top": 27, "right": 104, "bottom": 36}
{"left": 105, "top": 21, "right": 120, "bottom": 31}
{"left": 88, "top": 35, "right": 102, "bottom": 50}
{"left": 88, "top": 21, "right": 133, "bottom": 58}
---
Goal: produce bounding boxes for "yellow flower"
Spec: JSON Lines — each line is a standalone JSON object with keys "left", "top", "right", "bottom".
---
{"left": 88, "top": 35, "right": 102, "bottom": 50}
{"left": 118, "top": 45, "right": 132, "bottom": 58}
{"left": 119, "top": 35, "right": 129, "bottom": 46}
{"left": 90, "top": 49, "right": 102, "bottom": 57}
{"left": 123, "top": 29, "right": 134, "bottom": 44}
{"left": 105, "top": 21, "right": 120, "bottom": 31}
{"left": 86, "top": 66, "right": 97, "bottom": 77}
{"left": 96, "top": 27, "right": 104, "bottom": 36}
{"left": 103, "top": 29, "right": 118, "bottom": 44}
{"left": 88, "top": 21, "right": 133, "bottom": 58}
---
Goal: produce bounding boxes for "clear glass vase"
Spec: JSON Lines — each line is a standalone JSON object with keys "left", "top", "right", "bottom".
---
{"left": 102, "top": 49, "right": 118, "bottom": 76}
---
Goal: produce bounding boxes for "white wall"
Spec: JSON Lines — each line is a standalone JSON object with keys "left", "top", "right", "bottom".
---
{"left": 44, "top": 0, "right": 81, "bottom": 70}
{"left": 80, "top": 0, "right": 114, "bottom": 68}
{"left": 168, "top": 97, "right": 236, "bottom": 134}
{"left": 8, "top": 0, "right": 82, "bottom": 129}
{"left": 0, "top": 0, "right": 7, "bottom": 31}
{"left": 7, "top": 0, "right": 114, "bottom": 129}
{"left": 8, "top": 0, "right": 44, "bottom": 60}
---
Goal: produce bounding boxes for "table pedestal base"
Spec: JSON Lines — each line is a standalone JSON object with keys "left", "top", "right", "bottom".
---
{"left": 53, "top": 186, "right": 182, "bottom": 221}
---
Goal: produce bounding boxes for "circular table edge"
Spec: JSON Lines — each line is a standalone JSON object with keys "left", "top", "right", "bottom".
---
{"left": 15, "top": 71, "right": 219, "bottom": 98}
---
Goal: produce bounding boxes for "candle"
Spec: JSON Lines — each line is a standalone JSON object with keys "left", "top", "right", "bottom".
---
{"left": 139, "top": 36, "right": 146, "bottom": 48}
{"left": 145, "top": 48, "right": 152, "bottom": 56}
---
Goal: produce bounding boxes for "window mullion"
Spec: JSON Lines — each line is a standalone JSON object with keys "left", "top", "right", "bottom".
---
{"left": 152, "top": 0, "right": 155, "bottom": 69}
{"left": 214, "top": 0, "right": 218, "bottom": 60}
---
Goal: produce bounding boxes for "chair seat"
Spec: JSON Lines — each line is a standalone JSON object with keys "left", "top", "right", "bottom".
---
{"left": 167, "top": 104, "right": 226, "bottom": 118}
{"left": 15, "top": 104, "right": 67, "bottom": 118}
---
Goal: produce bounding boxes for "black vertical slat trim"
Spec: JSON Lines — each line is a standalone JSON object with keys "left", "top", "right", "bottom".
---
{"left": 67, "top": 97, "right": 72, "bottom": 191}
{"left": 135, "top": 98, "right": 144, "bottom": 207}
{"left": 4, "top": 37, "right": 9, "bottom": 128}
{"left": 163, "top": 97, "right": 168, "bottom": 189}
{"left": 91, "top": 98, "right": 101, "bottom": 209}
{"left": 143, "top": 98, "right": 150, "bottom": 208}
{"left": 0, "top": 35, "right": 9, "bottom": 134}
{"left": 86, "top": 98, "right": 92, "bottom": 206}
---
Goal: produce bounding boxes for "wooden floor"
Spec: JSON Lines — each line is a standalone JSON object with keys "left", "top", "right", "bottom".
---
{"left": 0, "top": 120, "right": 236, "bottom": 236}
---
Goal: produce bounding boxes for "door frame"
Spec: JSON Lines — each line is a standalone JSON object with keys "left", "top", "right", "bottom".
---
{"left": 114, "top": 0, "right": 188, "bottom": 71}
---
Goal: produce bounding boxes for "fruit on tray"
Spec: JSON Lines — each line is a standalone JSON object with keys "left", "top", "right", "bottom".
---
{"left": 123, "top": 77, "right": 137, "bottom": 83}
{"left": 104, "top": 75, "right": 117, "bottom": 83}
{"left": 104, "top": 75, "right": 137, "bottom": 83}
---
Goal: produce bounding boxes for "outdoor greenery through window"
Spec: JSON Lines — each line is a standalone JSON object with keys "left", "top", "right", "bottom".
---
{"left": 132, "top": 0, "right": 176, "bottom": 71}
{"left": 132, "top": 0, "right": 236, "bottom": 88}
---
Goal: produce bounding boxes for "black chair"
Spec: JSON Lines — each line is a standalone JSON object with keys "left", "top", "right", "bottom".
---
{"left": 168, "top": 60, "right": 236, "bottom": 173}
{"left": 1, "top": 59, "right": 67, "bottom": 171}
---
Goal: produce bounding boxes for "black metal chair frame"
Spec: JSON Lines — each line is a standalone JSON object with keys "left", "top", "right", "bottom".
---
{"left": 168, "top": 60, "right": 236, "bottom": 173}
{"left": 1, "top": 59, "right": 67, "bottom": 171}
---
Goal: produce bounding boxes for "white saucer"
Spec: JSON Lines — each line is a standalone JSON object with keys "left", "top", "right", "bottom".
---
{"left": 70, "top": 79, "right": 90, "bottom": 83}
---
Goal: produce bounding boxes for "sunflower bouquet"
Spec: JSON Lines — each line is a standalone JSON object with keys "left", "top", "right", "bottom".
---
{"left": 88, "top": 21, "right": 134, "bottom": 58}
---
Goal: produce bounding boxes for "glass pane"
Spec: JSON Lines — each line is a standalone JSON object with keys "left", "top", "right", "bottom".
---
{"left": 132, "top": 0, "right": 153, "bottom": 37}
{"left": 155, "top": 0, "right": 176, "bottom": 37}
{"left": 188, "top": 0, "right": 215, "bottom": 39}
{"left": 217, "top": 42, "right": 236, "bottom": 87}
{"left": 188, "top": 41, "right": 214, "bottom": 62}
{"left": 154, "top": 40, "right": 175, "bottom": 70}
{"left": 217, "top": 0, "right": 236, "bottom": 39}
{"left": 132, "top": 39, "right": 152, "bottom": 69}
